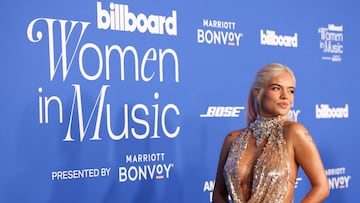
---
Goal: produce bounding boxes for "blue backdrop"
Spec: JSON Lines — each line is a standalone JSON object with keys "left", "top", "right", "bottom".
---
{"left": 0, "top": 0, "right": 358, "bottom": 202}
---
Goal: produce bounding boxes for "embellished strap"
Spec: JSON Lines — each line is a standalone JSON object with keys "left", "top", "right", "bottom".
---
{"left": 249, "top": 116, "right": 289, "bottom": 202}
{"left": 249, "top": 116, "right": 282, "bottom": 147}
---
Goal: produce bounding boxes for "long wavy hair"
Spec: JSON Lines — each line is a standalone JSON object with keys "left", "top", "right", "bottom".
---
{"left": 246, "top": 63, "right": 296, "bottom": 126}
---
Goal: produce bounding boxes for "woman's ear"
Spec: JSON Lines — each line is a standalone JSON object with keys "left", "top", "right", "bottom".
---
{"left": 254, "top": 88, "right": 261, "bottom": 101}
{"left": 254, "top": 88, "right": 260, "bottom": 96}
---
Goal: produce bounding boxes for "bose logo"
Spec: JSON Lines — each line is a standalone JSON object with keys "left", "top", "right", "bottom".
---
{"left": 200, "top": 106, "right": 245, "bottom": 118}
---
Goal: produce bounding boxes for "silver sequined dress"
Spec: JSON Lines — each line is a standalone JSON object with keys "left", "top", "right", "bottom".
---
{"left": 223, "top": 117, "right": 290, "bottom": 203}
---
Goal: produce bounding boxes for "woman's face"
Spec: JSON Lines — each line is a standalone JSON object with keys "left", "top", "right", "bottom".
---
{"left": 257, "top": 72, "right": 295, "bottom": 118}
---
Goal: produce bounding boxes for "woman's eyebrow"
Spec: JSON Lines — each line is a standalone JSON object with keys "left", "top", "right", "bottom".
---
{"left": 269, "top": 83, "right": 281, "bottom": 87}
{"left": 269, "top": 83, "right": 295, "bottom": 89}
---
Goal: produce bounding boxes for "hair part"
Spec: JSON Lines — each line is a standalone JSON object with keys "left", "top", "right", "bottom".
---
{"left": 246, "top": 63, "right": 296, "bottom": 126}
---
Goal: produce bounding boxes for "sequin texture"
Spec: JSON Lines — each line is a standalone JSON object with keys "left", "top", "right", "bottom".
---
{"left": 223, "top": 117, "right": 290, "bottom": 203}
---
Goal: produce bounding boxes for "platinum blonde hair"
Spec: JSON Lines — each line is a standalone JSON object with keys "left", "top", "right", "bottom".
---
{"left": 246, "top": 63, "right": 296, "bottom": 126}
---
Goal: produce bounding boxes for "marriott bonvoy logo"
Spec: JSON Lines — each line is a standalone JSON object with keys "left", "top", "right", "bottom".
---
{"left": 326, "top": 167, "right": 351, "bottom": 190}
{"left": 197, "top": 19, "right": 244, "bottom": 46}
{"left": 97, "top": 2, "right": 177, "bottom": 36}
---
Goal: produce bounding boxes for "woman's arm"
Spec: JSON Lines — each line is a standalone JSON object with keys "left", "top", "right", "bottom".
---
{"left": 212, "top": 131, "right": 237, "bottom": 203}
{"left": 291, "top": 123, "right": 330, "bottom": 203}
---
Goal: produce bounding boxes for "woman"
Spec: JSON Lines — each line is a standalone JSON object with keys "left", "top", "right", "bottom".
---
{"left": 212, "top": 63, "right": 329, "bottom": 203}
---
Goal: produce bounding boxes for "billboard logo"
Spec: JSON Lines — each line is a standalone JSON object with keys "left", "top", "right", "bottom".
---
{"left": 315, "top": 104, "right": 349, "bottom": 119}
{"left": 318, "top": 24, "right": 343, "bottom": 62}
{"left": 97, "top": 2, "right": 177, "bottom": 35}
{"left": 260, "top": 29, "right": 298, "bottom": 48}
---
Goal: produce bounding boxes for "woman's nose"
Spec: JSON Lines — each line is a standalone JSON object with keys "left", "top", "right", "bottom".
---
{"left": 280, "top": 90, "right": 289, "bottom": 99}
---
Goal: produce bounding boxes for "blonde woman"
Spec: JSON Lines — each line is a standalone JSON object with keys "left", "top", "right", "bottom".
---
{"left": 213, "top": 63, "right": 329, "bottom": 203}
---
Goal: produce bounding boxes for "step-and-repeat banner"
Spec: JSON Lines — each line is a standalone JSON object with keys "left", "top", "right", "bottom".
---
{"left": 1, "top": 0, "right": 358, "bottom": 202}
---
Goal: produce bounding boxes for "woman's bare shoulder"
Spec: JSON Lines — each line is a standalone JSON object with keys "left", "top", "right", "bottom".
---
{"left": 224, "top": 128, "right": 247, "bottom": 143}
{"left": 283, "top": 121, "right": 312, "bottom": 143}
{"left": 284, "top": 120, "right": 306, "bottom": 129}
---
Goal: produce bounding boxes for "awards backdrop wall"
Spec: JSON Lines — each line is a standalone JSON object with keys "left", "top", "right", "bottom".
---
{"left": 0, "top": 0, "right": 358, "bottom": 202}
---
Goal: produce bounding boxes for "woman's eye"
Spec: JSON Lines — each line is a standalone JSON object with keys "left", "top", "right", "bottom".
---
{"left": 272, "top": 87, "right": 280, "bottom": 91}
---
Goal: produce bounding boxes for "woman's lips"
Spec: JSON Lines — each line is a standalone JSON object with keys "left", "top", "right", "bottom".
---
{"left": 278, "top": 102, "right": 289, "bottom": 108}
